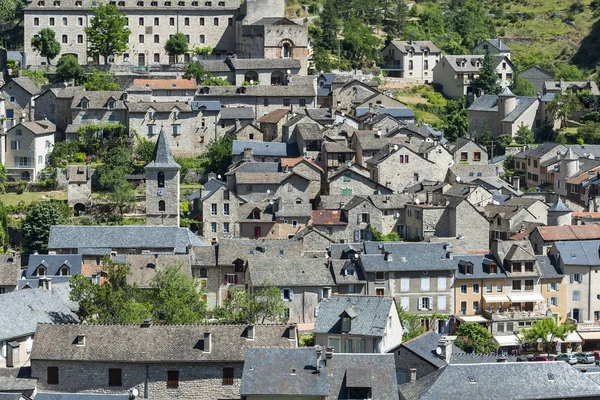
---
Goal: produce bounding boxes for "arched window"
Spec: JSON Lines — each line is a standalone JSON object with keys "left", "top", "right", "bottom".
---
{"left": 157, "top": 171, "right": 165, "bottom": 188}
{"left": 282, "top": 43, "right": 291, "bottom": 58}
{"left": 37, "top": 265, "right": 46, "bottom": 276}
{"left": 159, "top": 200, "right": 166, "bottom": 211}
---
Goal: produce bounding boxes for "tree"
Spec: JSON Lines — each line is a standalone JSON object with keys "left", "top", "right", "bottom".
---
{"left": 147, "top": 265, "right": 206, "bottom": 324}
{"left": 478, "top": 128, "right": 492, "bottom": 155}
{"left": 547, "top": 90, "right": 581, "bottom": 128}
{"left": 518, "top": 318, "right": 576, "bottom": 353}
{"left": 184, "top": 61, "right": 210, "bottom": 82}
{"left": 165, "top": 33, "right": 188, "bottom": 64}
{"left": 56, "top": 54, "right": 85, "bottom": 85}
{"left": 0, "top": 200, "right": 9, "bottom": 253}
{"left": 201, "top": 76, "right": 232, "bottom": 86}
{"left": 85, "top": 3, "right": 131, "bottom": 64}
{"left": 31, "top": 28, "right": 61, "bottom": 65}
{"left": 510, "top": 74, "right": 536, "bottom": 97}
{"left": 342, "top": 18, "right": 382, "bottom": 67}
{"left": 554, "top": 64, "right": 587, "bottom": 81}
{"left": 515, "top": 125, "right": 535, "bottom": 145}
{"left": 472, "top": 50, "right": 501, "bottom": 95}
{"left": 443, "top": 100, "right": 468, "bottom": 141}
{"left": 22, "top": 201, "right": 68, "bottom": 253}
{"left": 315, "top": 0, "right": 340, "bottom": 52}
{"left": 454, "top": 322, "right": 498, "bottom": 354}
{"left": 99, "top": 167, "right": 136, "bottom": 215}
{"left": 397, "top": 306, "right": 425, "bottom": 340}
{"left": 83, "top": 68, "right": 120, "bottom": 91}
{"left": 0, "top": 0, "right": 21, "bottom": 23}
{"left": 200, "top": 134, "right": 233, "bottom": 175}
{"left": 0, "top": 164, "right": 6, "bottom": 194}
{"left": 219, "top": 283, "right": 286, "bottom": 324}
{"left": 135, "top": 138, "right": 155, "bottom": 165}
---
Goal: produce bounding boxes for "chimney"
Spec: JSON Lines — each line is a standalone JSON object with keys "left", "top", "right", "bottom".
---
{"left": 208, "top": 172, "right": 217, "bottom": 180}
{"left": 243, "top": 148, "right": 254, "bottom": 160}
{"left": 288, "top": 324, "right": 297, "bottom": 342}
{"left": 235, "top": 118, "right": 241, "bottom": 131}
{"left": 316, "top": 346, "right": 322, "bottom": 363}
{"left": 38, "top": 277, "right": 52, "bottom": 291}
{"left": 384, "top": 251, "right": 393, "bottom": 262}
{"left": 410, "top": 368, "right": 417, "bottom": 382}
{"left": 589, "top": 170, "right": 595, "bottom": 181}
{"left": 447, "top": 250, "right": 454, "bottom": 260}
{"left": 141, "top": 319, "right": 153, "bottom": 328}
{"left": 437, "top": 337, "right": 453, "bottom": 363}
{"left": 497, "top": 38, "right": 501, "bottom": 47}
{"left": 512, "top": 176, "right": 520, "bottom": 191}
{"left": 203, "top": 332, "right": 212, "bottom": 353}
{"left": 325, "top": 347, "right": 333, "bottom": 376}
{"left": 247, "top": 324, "right": 255, "bottom": 340}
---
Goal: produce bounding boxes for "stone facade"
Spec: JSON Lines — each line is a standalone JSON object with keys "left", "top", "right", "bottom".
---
{"left": 34, "top": 87, "right": 82, "bottom": 134}
{"left": 331, "top": 80, "right": 378, "bottom": 114}
{"left": 394, "top": 345, "right": 440, "bottom": 383}
{"left": 201, "top": 183, "right": 244, "bottom": 239}
{"left": 66, "top": 165, "right": 92, "bottom": 209}
{"left": 327, "top": 168, "right": 391, "bottom": 197}
{"left": 0, "top": 79, "right": 35, "bottom": 122}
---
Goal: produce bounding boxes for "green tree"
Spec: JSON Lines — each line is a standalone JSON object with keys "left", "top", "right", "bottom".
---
{"left": 478, "top": 128, "right": 492, "bottom": 155}
{"left": 454, "top": 322, "right": 498, "bottom": 354}
{"left": 56, "top": 54, "right": 85, "bottom": 85}
{"left": 472, "top": 50, "right": 501, "bottom": 95}
{"left": 201, "top": 76, "right": 232, "bottom": 86}
{"left": 31, "top": 28, "right": 61, "bottom": 65}
{"left": 554, "top": 64, "right": 587, "bottom": 81}
{"left": 99, "top": 167, "right": 136, "bottom": 215}
{"left": 515, "top": 125, "right": 535, "bottom": 145}
{"left": 397, "top": 306, "right": 425, "bottom": 340}
{"left": 342, "top": 18, "right": 382, "bottom": 67}
{"left": 135, "top": 138, "right": 155, "bottom": 165}
{"left": 0, "top": 164, "right": 6, "bottom": 194}
{"left": 147, "top": 265, "right": 206, "bottom": 324}
{"left": 0, "top": 0, "right": 22, "bottom": 23}
{"left": 0, "top": 200, "right": 9, "bottom": 252}
{"left": 83, "top": 68, "right": 120, "bottom": 91}
{"left": 517, "top": 318, "right": 576, "bottom": 353}
{"left": 510, "top": 74, "right": 536, "bottom": 97}
{"left": 315, "top": 0, "right": 340, "bottom": 52}
{"left": 504, "top": 155, "right": 515, "bottom": 173}
{"left": 85, "top": 3, "right": 131, "bottom": 64}
{"left": 184, "top": 61, "right": 210, "bottom": 82}
{"left": 547, "top": 90, "right": 581, "bottom": 128}
{"left": 443, "top": 100, "right": 468, "bottom": 141}
{"left": 219, "top": 283, "right": 286, "bottom": 324}
{"left": 165, "top": 33, "right": 188, "bottom": 64}
{"left": 200, "top": 134, "right": 233, "bottom": 175}
{"left": 22, "top": 201, "right": 68, "bottom": 253}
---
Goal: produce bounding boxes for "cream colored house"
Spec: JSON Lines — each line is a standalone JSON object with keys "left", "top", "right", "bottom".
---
{"left": 381, "top": 40, "right": 442, "bottom": 82}
{"left": 4, "top": 120, "right": 55, "bottom": 181}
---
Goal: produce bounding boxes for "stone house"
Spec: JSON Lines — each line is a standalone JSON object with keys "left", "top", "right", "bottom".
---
{"left": 446, "top": 163, "right": 500, "bottom": 184}
{"left": 255, "top": 108, "right": 290, "bottom": 141}
{"left": 467, "top": 87, "right": 542, "bottom": 140}
{"left": 66, "top": 165, "right": 91, "bottom": 211}
{"left": 230, "top": 58, "right": 303, "bottom": 86}
{"left": 437, "top": 183, "right": 493, "bottom": 210}
{"left": 313, "top": 295, "right": 402, "bottom": 353}
{"left": 20, "top": 254, "right": 83, "bottom": 288}
{"left": 355, "top": 93, "right": 406, "bottom": 112}
{"left": 350, "top": 130, "right": 391, "bottom": 166}
{"left": 328, "top": 246, "right": 368, "bottom": 296}
{"left": 367, "top": 144, "right": 447, "bottom": 193}
{"left": 472, "top": 39, "right": 511, "bottom": 59}
{"left": 231, "top": 140, "right": 299, "bottom": 163}
{"left": 530, "top": 225, "right": 600, "bottom": 255}
{"left": 563, "top": 164, "right": 600, "bottom": 208}
{"left": 30, "top": 323, "right": 297, "bottom": 398}
{"left": 293, "top": 122, "right": 324, "bottom": 163}
{"left": 484, "top": 197, "right": 548, "bottom": 241}
{"left": 369, "top": 194, "right": 412, "bottom": 236}
{"left": 246, "top": 257, "right": 336, "bottom": 324}
{"left": 133, "top": 79, "right": 197, "bottom": 101}
{"left": 322, "top": 140, "right": 356, "bottom": 175}
{"left": 218, "top": 107, "right": 254, "bottom": 135}
{"left": 520, "top": 65, "right": 554, "bottom": 95}
{"left": 543, "top": 80, "right": 600, "bottom": 110}
{"left": 4, "top": 120, "right": 55, "bottom": 181}
{"left": 127, "top": 101, "right": 221, "bottom": 158}
{"left": 70, "top": 91, "right": 128, "bottom": 128}
{"left": 359, "top": 242, "right": 456, "bottom": 332}
{"left": 331, "top": 79, "right": 379, "bottom": 113}
{"left": 355, "top": 112, "right": 402, "bottom": 133}
{"left": 0, "top": 255, "right": 20, "bottom": 293}
{"left": 281, "top": 113, "right": 323, "bottom": 143}
{"left": 280, "top": 156, "right": 323, "bottom": 201}
{"left": 381, "top": 40, "right": 442, "bottom": 82}
{"left": 451, "top": 138, "right": 489, "bottom": 165}
{"left": 0, "top": 284, "right": 77, "bottom": 369}
{"left": 233, "top": 169, "right": 310, "bottom": 205}
{"left": 327, "top": 165, "right": 393, "bottom": 197}
{"left": 0, "top": 77, "right": 38, "bottom": 123}
{"left": 237, "top": 199, "right": 311, "bottom": 240}
{"left": 393, "top": 331, "right": 447, "bottom": 384}
{"left": 432, "top": 55, "right": 513, "bottom": 100}
{"left": 404, "top": 198, "right": 490, "bottom": 252}
{"left": 34, "top": 85, "right": 83, "bottom": 134}
{"left": 232, "top": 123, "right": 263, "bottom": 142}
{"left": 514, "top": 142, "right": 566, "bottom": 190}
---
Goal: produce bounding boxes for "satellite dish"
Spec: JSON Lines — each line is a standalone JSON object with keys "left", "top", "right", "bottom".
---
{"left": 456, "top": 176, "right": 461, "bottom": 183}
{"left": 250, "top": 79, "right": 254, "bottom": 85}
{"left": 435, "top": 347, "right": 442, "bottom": 356}
{"left": 354, "top": 253, "right": 359, "bottom": 259}
{"left": 124, "top": 57, "right": 130, "bottom": 63}
{"left": 267, "top": 189, "right": 271, "bottom": 194}
{"left": 131, "top": 388, "right": 139, "bottom": 398}
{"left": 393, "top": 145, "right": 398, "bottom": 151}
{"left": 217, "top": 174, "right": 222, "bottom": 180}
{"left": 319, "top": 359, "right": 326, "bottom": 369}
{"left": 415, "top": 198, "right": 420, "bottom": 205}
{"left": 286, "top": 69, "right": 291, "bottom": 75}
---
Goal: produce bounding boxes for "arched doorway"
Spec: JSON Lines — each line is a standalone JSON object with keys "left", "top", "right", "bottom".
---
{"left": 244, "top": 71, "right": 258, "bottom": 84}
{"left": 271, "top": 71, "right": 284, "bottom": 86}
{"left": 74, "top": 203, "right": 86, "bottom": 216}
{"left": 21, "top": 171, "right": 31, "bottom": 181}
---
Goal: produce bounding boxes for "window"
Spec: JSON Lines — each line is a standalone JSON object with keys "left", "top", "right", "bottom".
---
{"left": 263, "top": 98, "right": 269, "bottom": 107}
{"left": 341, "top": 317, "right": 351, "bottom": 332}
{"left": 154, "top": 17, "right": 159, "bottom": 25}
{"left": 10, "top": 141, "right": 20, "bottom": 150}
{"left": 108, "top": 369, "right": 122, "bottom": 386}
{"left": 157, "top": 171, "right": 165, "bottom": 188}
{"left": 473, "top": 152, "right": 481, "bottom": 161}
{"left": 139, "top": 17, "right": 144, "bottom": 25}
{"left": 473, "top": 301, "right": 479, "bottom": 311}
{"left": 77, "top": 34, "right": 84, "bottom": 43}
{"left": 167, "top": 370, "right": 179, "bottom": 389}
{"left": 571, "top": 274, "right": 583, "bottom": 284}
{"left": 418, "top": 297, "right": 432, "bottom": 310}
{"left": 573, "top": 290, "right": 581, "bottom": 301}
{"left": 211, "top": 222, "right": 217, "bottom": 233}
{"left": 460, "top": 284, "right": 467, "bottom": 294}
{"left": 185, "top": 34, "right": 190, "bottom": 43}
{"left": 460, "top": 152, "right": 468, "bottom": 161}
{"left": 512, "top": 280, "right": 522, "bottom": 291}
{"left": 211, "top": 203, "right": 217, "bottom": 215}
{"left": 154, "top": 34, "right": 159, "bottom": 43}
{"left": 282, "top": 289, "right": 291, "bottom": 300}
{"left": 139, "top": 34, "right": 144, "bottom": 43}
{"left": 486, "top": 283, "right": 492, "bottom": 293}
{"left": 62, "top": 16, "right": 67, "bottom": 25}
{"left": 497, "top": 322, "right": 505, "bottom": 333}
{"left": 549, "top": 297, "right": 559, "bottom": 306}
{"left": 299, "top": 98, "right": 306, "bottom": 107}
{"left": 376, "top": 271, "right": 384, "bottom": 280}
{"left": 473, "top": 284, "right": 479, "bottom": 294}
{"left": 329, "top": 337, "right": 340, "bottom": 353}
{"left": 223, "top": 222, "right": 230, "bottom": 233}
{"left": 283, "top": 99, "right": 291, "bottom": 107}
{"left": 525, "top": 262, "right": 534, "bottom": 272}
{"left": 62, "top": 34, "right": 68, "bottom": 43}
{"left": 158, "top": 200, "right": 165, "bottom": 211}
{"left": 525, "top": 279, "right": 534, "bottom": 291}
{"left": 199, "top": 17, "right": 205, "bottom": 25}
{"left": 199, "top": 34, "right": 206, "bottom": 44}
{"left": 148, "top": 124, "right": 157, "bottom": 135}
{"left": 292, "top": 220, "right": 298, "bottom": 228}
{"left": 213, "top": 17, "right": 219, "bottom": 25}
{"left": 421, "top": 277, "right": 430, "bottom": 292}
{"left": 170, "top": 17, "right": 175, "bottom": 25}
{"left": 47, "top": 367, "right": 59, "bottom": 384}
{"left": 438, "top": 277, "right": 446, "bottom": 291}
{"left": 438, "top": 296, "right": 446, "bottom": 310}
{"left": 184, "top": 17, "right": 189, "bottom": 25}
{"left": 222, "top": 367, "right": 233, "bottom": 385}
{"left": 60, "top": 265, "right": 69, "bottom": 276}
{"left": 506, "top": 322, "right": 514, "bottom": 332}
{"left": 413, "top": 173, "right": 419, "bottom": 182}
{"left": 34, "top": 17, "right": 40, "bottom": 25}
{"left": 376, "top": 288, "right": 385, "bottom": 296}
{"left": 173, "top": 125, "right": 180, "bottom": 135}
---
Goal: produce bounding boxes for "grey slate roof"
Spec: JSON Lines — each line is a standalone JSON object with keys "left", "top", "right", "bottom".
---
{"left": 247, "top": 258, "right": 335, "bottom": 287}
{"left": 399, "top": 361, "right": 600, "bottom": 400}
{"left": 313, "top": 295, "right": 394, "bottom": 337}
{"left": 71, "top": 91, "right": 126, "bottom": 110}
{"left": 568, "top": 144, "right": 600, "bottom": 159}
{"left": 6, "top": 77, "right": 40, "bottom": 95}
{"left": 228, "top": 57, "right": 301, "bottom": 70}
{"left": 240, "top": 348, "right": 329, "bottom": 396}
{"left": 25, "top": 254, "right": 83, "bottom": 278}
{"left": 145, "top": 128, "right": 181, "bottom": 170}
{"left": 360, "top": 242, "right": 457, "bottom": 272}
{"left": 0, "top": 284, "right": 78, "bottom": 341}
{"left": 0, "top": 394, "right": 25, "bottom": 400}
{"left": 196, "top": 84, "right": 315, "bottom": 97}
{"left": 232, "top": 140, "right": 299, "bottom": 157}
{"left": 190, "top": 100, "right": 221, "bottom": 112}
{"left": 356, "top": 107, "right": 415, "bottom": 119}
{"left": 31, "top": 324, "right": 296, "bottom": 363}
{"left": 329, "top": 243, "right": 364, "bottom": 260}
{"left": 47, "top": 226, "right": 203, "bottom": 254}
{"left": 401, "top": 331, "right": 448, "bottom": 368}
{"left": 554, "top": 240, "right": 600, "bottom": 266}
{"left": 0, "top": 368, "right": 37, "bottom": 392}
{"left": 537, "top": 255, "right": 563, "bottom": 278}
{"left": 219, "top": 107, "right": 254, "bottom": 120}
{"left": 478, "top": 39, "right": 511, "bottom": 52}
{"left": 515, "top": 142, "right": 566, "bottom": 159}
{"left": 391, "top": 40, "right": 441, "bottom": 54}
{"left": 330, "top": 354, "right": 399, "bottom": 400}
{"left": 548, "top": 196, "right": 571, "bottom": 212}
{"left": 503, "top": 97, "right": 538, "bottom": 123}
{"left": 455, "top": 255, "right": 507, "bottom": 280}
{"left": 34, "top": 395, "right": 130, "bottom": 400}
{"left": 295, "top": 123, "right": 324, "bottom": 141}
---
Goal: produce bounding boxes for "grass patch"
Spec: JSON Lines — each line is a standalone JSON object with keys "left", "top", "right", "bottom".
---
{"left": 0, "top": 190, "right": 66, "bottom": 206}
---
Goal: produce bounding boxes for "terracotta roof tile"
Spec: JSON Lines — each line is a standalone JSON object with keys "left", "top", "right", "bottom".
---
{"left": 133, "top": 79, "right": 197, "bottom": 90}
{"left": 537, "top": 225, "right": 600, "bottom": 241}
{"left": 311, "top": 210, "right": 346, "bottom": 225}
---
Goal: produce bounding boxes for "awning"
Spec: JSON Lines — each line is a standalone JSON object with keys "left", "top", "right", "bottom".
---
{"left": 508, "top": 293, "right": 545, "bottom": 303}
{"left": 494, "top": 335, "right": 519, "bottom": 346}
{"left": 483, "top": 295, "right": 510, "bottom": 303}
{"left": 578, "top": 331, "right": 600, "bottom": 340}
{"left": 551, "top": 332, "right": 582, "bottom": 343}
{"left": 457, "top": 315, "right": 489, "bottom": 323}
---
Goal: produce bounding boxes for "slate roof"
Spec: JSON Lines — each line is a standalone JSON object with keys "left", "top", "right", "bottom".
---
{"left": 133, "top": 79, "right": 197, "bottom": 90}
{"left": 228, "top": 57, "right": 300, "bottom": 70}
{"left": 391, "top": 40, "right": 441, "bottom": 54}
{"left": 0, "top": 368, "right": 37, "bottom": 392}
{"left": 548, "top": 196, "right": 572, "bottom": 212}
{"left": 126, "top": 102, "right": 193, "bottom": 113}
{"left": 25, "top": 254, "right": 83, "bottom": 278}
{"left": 400, "top": 331, "right": 448, "bottom": 369}
{"left": 0, "top": 256, "right": 19, "bottom": 286}
{"left": 455, "top": 255, "right": 506, "bottom": 280}
{"left": 228, "top": 161, "right": 280, "bottom": 174}
{"left": 0, "top": 393, "right": 25, "bottom": 400}
{"left": 34, "top": 394, "right": 130, "bottom": 400}
{"left": 537, "top": 255, "right": 563, "bottom": 278}
{"left": 503, "top": 97, "right": 538, "bottom": 123}
{"left": 280, "top": 156, "right": 324, "bottom": 173}
{"left": 313, "top": 295, "right": 393, "bottom": 337}
{"left": 71, "top": 91, "right": 126, "bottom": 109}
{"left": 31, "top": 323, "right": 296, "bottom": 362}
{"left": 295, "top": 123, "right": 324, "bottom": 141}
{"left": 241, "top": 348, "right": 329, "bottom": 396}
{"left": 399, "top": 361, "right": 600, "bottom": 400}
{"left": 47, "top": 85, "right": 85, "bottom": 99}
{"left": 477, "top": 39, "right": 511, "bottom": 52}
{"left": 220, "top": 107, "right": 254, "bottom": 120}
{"left": 441, "top": 55, "right": 485, "bottom": 72}
{"left": 196, "top": 84, "right": 315, "bottom": 97}
{"left": 568, "top": 144, "right": 600, "bottom": 159}
{"left": 360, "top": 242, "right": 457, "bottom": 272}
{"left": 247, "top": 257, "right": 335, "bottom": 287}
{"left": 0, "top": 284, "right": 78, "bottom": 341}
{"left": 47, "top": 226, "right": 202, "bottom": 254}
{"left": 472, "top": 176, "right": 522, "bottom": 196}
{"left": 6, "top": 77, "right": 40, "bottom": 95}
{"left": 232, "top": 140, "right": 299, "bottom": 157}
{"left": 190, "top": 100, "right": 221, "bottom": 112}
{"left": 7, "top": 120, "right": 56, "bottom": 135}
{"left": 145, "top": 128, "right": 181, "bottom": 170}
{"left": 330, "top": 353, "right": 399, "bottom": 400}
{"left": 515, "top": 142, "right": 566, "bottom": 159}
{"left": 544, "top": 80, "right": 600, "bottom": 96}
{"left": 554, "top": 240, "right": 600, "bottom": 266}
{"left": 368, "top": 194, "right": 413, "bottom": 209}
{"left": 355, "top": 107, "right": 415, "bottom": 119}
{"left": 256, "top": 108, "right": 290, "bottom": 124}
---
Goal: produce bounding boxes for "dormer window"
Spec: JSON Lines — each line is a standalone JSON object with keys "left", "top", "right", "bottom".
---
{"left": 341, "top": 317, "right": 351, "bottom": 333}
{"left": 252, "top": 209, "right": 260, "bottom": 219}
{"left": 236, "top": 87, "right": 246, "bottom": 94}
{"left": 80, "top": 99, "right": 88, "bottom": 109}
{"left": 37, "top": 265, "right": 47, "bottom": 276}
{"left": 344, "top": 265, "right": 355, "bottom": 276}
{"left": 199, "top": 87, "right": 209, "bottom": 94}
{"left": 205, "top": 0, "right": 211, "bottom": 5}
{"left": 60, "top": 265, "right": 70, "bottom": 276}
{"left": 525, "top": 262, "right": 534, "bottom": 272}
{"left": 489, "top": 262, "right": 497, "bottom": 274}
{"left": 76, "top": 335, "right": 85, "bottom": 346}
{"left": 107, "top": 99, "right": 115, "bottom": 109}
{"left": 465, "top": 263, "right": 473, "bottom": 275}
{"left": 148, "top": 110, "right": 155, "bottom": 120}
{"left": 513, "top": 262, "right": 522, "bottom": 273}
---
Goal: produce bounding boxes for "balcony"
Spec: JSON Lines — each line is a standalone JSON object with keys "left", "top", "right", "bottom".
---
{"left": 482, "top": 308, "right": 549, "bottom": 321}
{"left": 381, "top": 62, "right": 404, "bottom": 70}
{"left": 577, "top": 321, "right": 600, "bottom": 332}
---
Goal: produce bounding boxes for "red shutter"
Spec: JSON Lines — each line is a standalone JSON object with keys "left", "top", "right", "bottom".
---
{"left": 234, "top": 274, "right": 238, "bottom": 284}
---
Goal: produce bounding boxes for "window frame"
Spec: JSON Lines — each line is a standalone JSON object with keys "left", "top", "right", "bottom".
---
{"left": 167, "top": 370, "right": 179, "bottom": 389}
{"left": 108, "top": 368, "right": 122, "bottom": 387}
{"left": 222, "top": 367, "right": 234, "bottom": 385}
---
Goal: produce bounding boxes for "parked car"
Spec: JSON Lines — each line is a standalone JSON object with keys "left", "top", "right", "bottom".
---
{"left": 516, "top": 356, "right": 528, "bottom": 362}
{"left": 555, "top": 353, "right": 578, "bottom": 365}
{"left": 529, "top": 356, "right": 552, "bottom": 362}
{"left": 577, "top": 352, "right": 595, "bottom": 364}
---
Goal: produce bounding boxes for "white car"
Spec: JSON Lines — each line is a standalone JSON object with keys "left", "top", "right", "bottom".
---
{"left": 555, "top": 353, "right": 578, "bottom": 365}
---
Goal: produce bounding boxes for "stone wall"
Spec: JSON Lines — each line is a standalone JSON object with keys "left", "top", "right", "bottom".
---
{"left": 395, "top": 346, "right": 440, "bottom": 383}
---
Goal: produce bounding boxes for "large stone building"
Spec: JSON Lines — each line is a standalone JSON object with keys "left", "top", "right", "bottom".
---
{"left": 23, "top": 0, "right": 309, "bottom": 73}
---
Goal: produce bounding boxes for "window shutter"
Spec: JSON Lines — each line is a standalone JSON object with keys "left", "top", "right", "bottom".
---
{"left": 438, "top": 277, "right": 446, "bottom": 291}
{"left": 234, "top": 274, "right": 238, "bottom": 284}
{"left": 357, "top": 214, "right": 361, "bottom": 223}
{"left": 224, "top": 276, "right": 228, "bottom": 285}
{"left": 417, "top": 297, "right": 423, "bottom": 310}
{"left": 579, "top": 309, "right": 584, "bottom": 323}
{"left": 314, "top": 307, "right": 319, "bottom": 317}
{"left": 421, "top": 277, "right": 430, "bottom": 291}
{"left": 289, "top": 288, "right": 294, "bottom": 300}
{"left": 401, "top": 297, "right": 409, "bottom": 311}
{"left": 428, "top": 297, "right": 433, "bottom": 310}
{"left": 437, "top": 295, "right": 446, "bottom": 310}
{"left": 318, "top": 288, "right": 323, "bottom": 301}
{"left": 556, "top": 282, "right": 560, "bottom": 291}
{"left": 547, "top": 283, "right": 552, "bottom": 292}
{"left": 354, "top": 229, "right": 360, "bottom": 241}
{"left": 280, "top": 290, "right": 284, "bottom": 300}
{"left": 401, "top": 277, "right": 409, "bottom": 292}
{"left": 547, "top": 297, "right": 551, "bottom": 307}
{"left": 556, "top": 297, "right": 559, "bottom": 306}
{"left": 579, "top": 275, "right": 583, "bottom": 283}
{"left": 570, "top": 274, "right": 574, "bottom": 283}
{"left": 25, "top": 336, "right": 32, "bottom": 353}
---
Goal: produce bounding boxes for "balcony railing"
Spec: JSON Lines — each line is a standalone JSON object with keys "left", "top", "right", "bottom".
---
{"left": 577, "top": 321, "right": 600, "bottom": 331}
{"left": 482, "top": 309, "right": 549, "bottom": 321}
{"left": 381, "top": 63, "right": 404, "bottom": 70}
